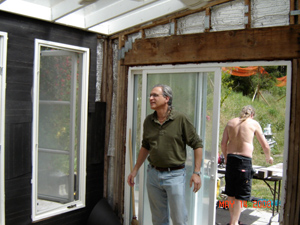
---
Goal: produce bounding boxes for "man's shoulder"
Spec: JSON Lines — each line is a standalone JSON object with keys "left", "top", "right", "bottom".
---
{"left": 170, "top": 110, "right": 188, "bottom": 120}
{"left": 243, "top": 119, "right": 262, "bottom": 133}
{"left": 227, "top": 117, "right": 240, "bottom": 125}
{"left": 230, "top": 117, "right": 240, "bottom": 122}
{"left": 250, "top": 119, "right": 262, "bottom": 130}
{"left": 144, "top": 112, "right": 155, "bottom": 122}
{"left": 171, "top": 109, "right": 183, "bottom": 116}
{"left": 247, "top": 118, "right": 260, "bottom": 126}
{"left": 228, "top": 117, "right": 259, "bottom": 124}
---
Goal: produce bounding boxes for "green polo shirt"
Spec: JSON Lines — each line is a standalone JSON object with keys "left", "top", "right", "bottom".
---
{"left": 142, "top": 109, "right": 203, "bottom": 167}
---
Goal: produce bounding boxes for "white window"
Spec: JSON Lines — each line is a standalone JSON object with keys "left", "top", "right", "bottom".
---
{"left": 32, "top": 39, "right": 89, "bottom": 221}
{"left": 0, "top": 31, "right": 8, "bottom": 225}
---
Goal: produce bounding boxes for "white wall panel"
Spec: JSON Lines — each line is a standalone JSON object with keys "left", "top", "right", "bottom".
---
{"left": 252, "top": 0, "right": 290, "bottom": 28}
{"left": 177, "top": 11, "right": 206, "bottom": 35}
{"left": 211, "top": 0, "right": 245, "bottom": 31}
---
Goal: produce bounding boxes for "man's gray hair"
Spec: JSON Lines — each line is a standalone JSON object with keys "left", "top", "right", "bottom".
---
{"left": 240, "top": 105, "right": 255, "bottom": 121}
{"left": 152, "top": 84, "right": 173, "bottom": 111}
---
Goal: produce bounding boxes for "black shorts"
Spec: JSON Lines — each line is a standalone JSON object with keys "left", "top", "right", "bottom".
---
{"left": 225, "top": 154, "right": 255, "bottom": 201}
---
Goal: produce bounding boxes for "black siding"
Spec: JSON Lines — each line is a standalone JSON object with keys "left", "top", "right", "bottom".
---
{"left": 0, "top": 11, "right": 105, "bottom": 225}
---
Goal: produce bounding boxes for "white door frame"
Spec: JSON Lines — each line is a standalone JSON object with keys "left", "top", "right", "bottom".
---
{"left": 0, "top": 31, "right": 8, "bottom": 225}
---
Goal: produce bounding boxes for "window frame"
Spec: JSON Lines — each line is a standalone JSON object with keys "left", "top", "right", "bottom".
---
{"left": 31, "top": 39, "right": 90, "bottom": 221}
{"left": 0, "top": 31, "right": 8, "bottom": 225}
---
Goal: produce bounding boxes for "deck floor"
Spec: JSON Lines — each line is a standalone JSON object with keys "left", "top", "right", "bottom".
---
{"left": 216, "top": 207, "right": 280, "bottom": 225}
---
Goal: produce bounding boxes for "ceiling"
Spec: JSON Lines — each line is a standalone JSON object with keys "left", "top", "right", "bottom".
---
{"left": 0, "top": 0, "right": 215, "bottom": 36}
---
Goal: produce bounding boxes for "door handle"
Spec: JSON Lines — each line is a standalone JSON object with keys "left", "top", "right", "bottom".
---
{"left": 207, "top": 157, "right": 215, "bottom": 179}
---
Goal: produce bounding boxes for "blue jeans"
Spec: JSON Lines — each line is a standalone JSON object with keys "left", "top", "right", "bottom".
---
{"left": 147, "top": 165, "right": 188, "bottom": 225}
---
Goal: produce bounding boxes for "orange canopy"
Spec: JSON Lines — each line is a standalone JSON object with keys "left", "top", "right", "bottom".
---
{"left": 222, "top": 66, "right": 286, "bottom": 86}
{"left": 276, "top": 76, "right": 287, "bottom": 87}
{"left": 222, "top": 66, "right": 268, "bottom": 77}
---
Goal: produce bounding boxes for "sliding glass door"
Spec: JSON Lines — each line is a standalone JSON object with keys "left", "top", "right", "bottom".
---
{"left": 125, "top": 66, "right": 221, "bottom": 225}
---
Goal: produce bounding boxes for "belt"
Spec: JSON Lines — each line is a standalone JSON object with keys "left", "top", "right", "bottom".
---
{"left": 151, "top": 164, "right": 185, "bottom": 172}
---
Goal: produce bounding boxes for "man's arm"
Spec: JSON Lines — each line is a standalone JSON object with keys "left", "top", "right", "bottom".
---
{"left": 190, "top": 147, "right": 202, "bottom": 193}
{"left": 255, "top": 123, "right": 273, "bottom": 164}
{"left": 221, "top": 125, "right": 229, "bottom": 163}
{"left": 127, "top": 147, "right": 149, "bottom": 187}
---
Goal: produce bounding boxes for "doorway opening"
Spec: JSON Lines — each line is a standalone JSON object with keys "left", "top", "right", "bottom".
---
{"left": 216, "top": 62, "right": 291, "bottom": 225}
{"left": 124, "top": 61, "right": 291, "bottom": 225}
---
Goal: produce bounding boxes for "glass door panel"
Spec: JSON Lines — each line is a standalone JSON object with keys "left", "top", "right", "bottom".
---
{"left": 130, "top": 74, "right": 143, "bottom": 220}
{"left": 194, "top": 72, "right": 221, "bottom": 225}
{"left": 143, "top": 73, "right": 197, "bottom": 225}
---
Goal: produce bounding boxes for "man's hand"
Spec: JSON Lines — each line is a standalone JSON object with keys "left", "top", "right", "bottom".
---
{"left": 127, "top": 170, "right": 137, "bottom": 187}
{"left": 266, "top": 156, "right": 274, "bottom": 164}
{"left": 190, "top": 174, "right": 202, "bottom": 193}
{"left": 127, "top": 147, "right": 149, "bottom": 187}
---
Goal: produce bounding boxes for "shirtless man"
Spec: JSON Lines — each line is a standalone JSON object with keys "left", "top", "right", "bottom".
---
{"left": 221, "top": 105, "right": 273, "bottom": 225}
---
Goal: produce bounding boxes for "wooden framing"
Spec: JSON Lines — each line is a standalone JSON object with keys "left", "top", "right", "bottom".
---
{"left": 245, "top": 0, "right": 251, "bottom": 29}
{"left": 205, "top": 7, "right": 211, "bottom": 32}
{"left": 104, "top": 3, "right": 300, "bottom": 224}
{"left": 114, "top": 24, "right": 300, "bottom": 225}
{"left": 99, "top": 2, "right": 300, "bottom": 225}
{"left": 283, "top": 59, "right": 300, "bottom": 225}
{"left": 101, "top": 36, "right": 128, "bottom": 221}
{"left": 123, "top": 25, "right": 300, "bottom": 65}
{"left": 113, "top": 35, "right": 128, "bottom": 219}
{"left": 101, "top": 38, "right": 113, "bottom": 203}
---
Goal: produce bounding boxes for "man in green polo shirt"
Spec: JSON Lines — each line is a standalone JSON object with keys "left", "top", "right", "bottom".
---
{"left": 127, "top": 84, "right": 203, "bottom": 225}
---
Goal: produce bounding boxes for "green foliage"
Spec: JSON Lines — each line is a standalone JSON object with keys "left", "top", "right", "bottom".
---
{"left": 222, "top": 66, "right": 286, "bottom": 97}
{"left": 251, "top": 73, "right": 277, "bottom": 93}
{"left": 268, "top": 108, "right": 277, "bottom": 117}
{"left": 221, "top": 73, "right": 234, "bottom": 107}
{"left": 222, "top": 72, "right": 253, "bottom": 96}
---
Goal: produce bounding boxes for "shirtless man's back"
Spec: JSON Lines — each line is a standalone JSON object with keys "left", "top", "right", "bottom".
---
{"left": 222, "top": 117, "right": 271, "bottom": 160}
{"left": 221, "top": 105, "right": 273, "bottom": 225}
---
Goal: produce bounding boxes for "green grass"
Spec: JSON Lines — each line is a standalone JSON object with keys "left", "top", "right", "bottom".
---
{"left": 219, "top": 85, "right": 286, "bottom": 211}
